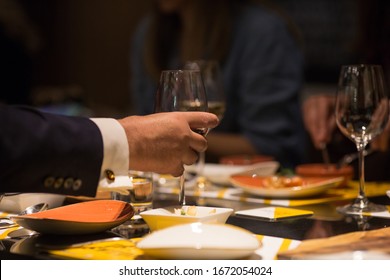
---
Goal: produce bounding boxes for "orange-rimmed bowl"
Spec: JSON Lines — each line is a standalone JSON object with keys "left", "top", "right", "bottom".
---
{"left": 295, "top": 163, "right": 354, "bottom": 186}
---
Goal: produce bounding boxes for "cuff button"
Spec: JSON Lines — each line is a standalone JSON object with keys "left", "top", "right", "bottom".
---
{"left": 73, "top": 179, "right": 82, "bottom": 191}
{"left": 54, "top": 178, "right": 64, "bottom": 189}
{"left": 105, "top": 169, "right": 115, "bottom": 181}
{"left": 64, "top": 178, "right": 74, "bottom": 189}
{"left": 44, "top": 177, "right": 55, "bottom": 188}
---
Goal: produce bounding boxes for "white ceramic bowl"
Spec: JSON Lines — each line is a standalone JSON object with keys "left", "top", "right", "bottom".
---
{"left": 136, "top": 222, "right": 261, "bottom": 259}
{"left": 0, "top": 193, "right": 65, "bottom": 213}
{"left": 140, "top": 206, "right": 233, "bottom": 231}
{"left": 185, "top": 161, "right": 279, "bottom": 185}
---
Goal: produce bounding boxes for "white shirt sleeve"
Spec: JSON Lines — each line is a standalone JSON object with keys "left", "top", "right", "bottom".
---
{"left": 90, "top": 118, "right": 132, "bottom": 192}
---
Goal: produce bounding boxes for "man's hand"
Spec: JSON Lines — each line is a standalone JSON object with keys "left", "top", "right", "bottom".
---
{"left": 302, "top": 95, "right": 336, "bottom": 149}
{"left": 119, "top": 112, "right": 219, "bottom": 176}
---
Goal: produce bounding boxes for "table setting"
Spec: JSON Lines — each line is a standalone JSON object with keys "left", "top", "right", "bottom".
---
{"left": 0, "top": 197, "right": 302, "bottom": 260}
{"left": 1, "top": 64, "right": 390, "bottom": 261}
{"left": 1, "top": 158, "right": 390, "bottom": 260}
{"left": 157, "top": 161, "right": 390, "bottom": 209}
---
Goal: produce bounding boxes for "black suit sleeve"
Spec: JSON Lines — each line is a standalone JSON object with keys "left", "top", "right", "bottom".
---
{"left": 0, "top": 105, "right": 104, "bottom": 197}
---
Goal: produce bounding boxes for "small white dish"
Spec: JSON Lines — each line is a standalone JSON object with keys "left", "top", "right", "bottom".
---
{"left": 140, "top": 206, "right": 233, "bottom": 231}
{"left": 136, "top": 223, "right": 261, "bottom": 259}
{"left": 387, "top": 190, "right": 390, "bottom": 199}
{"left": 0, "top": 193, "right": 66, "bottom": 213}
{"left": 186, "top": 161, "right": 279, "bottom": 185}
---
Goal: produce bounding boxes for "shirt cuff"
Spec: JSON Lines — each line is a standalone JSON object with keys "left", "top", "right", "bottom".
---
{"left": 90, "top": 118, "right": 131, "bottom": 189}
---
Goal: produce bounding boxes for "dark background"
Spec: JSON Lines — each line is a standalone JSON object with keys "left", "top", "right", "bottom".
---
{"left": 1, "top": 0, "right": 389, "bottom": 179}
{"left": 1, "top": 0, "right": 388, "bottom": 117}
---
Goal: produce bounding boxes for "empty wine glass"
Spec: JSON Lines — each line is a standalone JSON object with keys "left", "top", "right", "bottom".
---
{"left": 335, "top": 64, "right": 389, "bottom": 214}
{"left": 154, "top": 70, "right": 209, "bottom": 205}
{"left": 184, "top": 60, "right": 226, "bottom": 188}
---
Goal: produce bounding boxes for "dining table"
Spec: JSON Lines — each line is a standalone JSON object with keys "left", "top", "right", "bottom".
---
{"left": 1, "top": 172, "right": 390, "bottom": 260}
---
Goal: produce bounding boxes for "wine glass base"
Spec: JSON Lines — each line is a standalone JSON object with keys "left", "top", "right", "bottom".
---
{"left": 195, "top": 176, "right": 212, "bottom": 190}
{"left": 337, "top": 198, "right": 387, "bottom": 215}
{"left": 110, "top": 216, "right": 149, "bottom": 238}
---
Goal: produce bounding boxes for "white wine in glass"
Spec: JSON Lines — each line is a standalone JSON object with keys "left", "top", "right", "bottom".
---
{"left": 335, "top": 64, "right": 389, "bottom": 214}
{"left": 184, "top": 60, "right": 226, "bottom": 188}
{"left": 154, "top": 70, "right": 208, "bottom": 206}
{"left": 185, "top": 60, "right": 226, "bottom": 120}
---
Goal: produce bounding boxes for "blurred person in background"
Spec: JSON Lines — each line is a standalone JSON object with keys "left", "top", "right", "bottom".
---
{"left": 300, "top": 0, "right": 390, "bottom": 180}
{"left": 130, "top": 0, "right": 307, "bottom": 169}
{"left": 0, "top": 0, "right": 90, "bottom": 117}
{"left": 0, "top": 0, "right": 41, "bottom": 105}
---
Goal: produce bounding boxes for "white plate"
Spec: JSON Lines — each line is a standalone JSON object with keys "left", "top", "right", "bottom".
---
{"left": 140, "top": 206, "right": 233, "bottom": 231}
{"left": 136, "top": 223, "right": 261, "bottom": 259}
{"left": 11, "top": 200, "right": 134, "bottom": 235}
{"left": 0, "top": 193, "right": 66, "bottom": 213}
{"left": 186, "top": 161, "right": 279, "bottom": 185}
{"left": 387, "top": 190, "right": 390, "bottom": 199}
{"left": 230, "top": 175, "right": 344, "bottom": 198}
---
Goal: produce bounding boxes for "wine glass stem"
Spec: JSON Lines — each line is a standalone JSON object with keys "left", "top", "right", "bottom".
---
{"left": 357, "top": 144, "right": 366, "bottom": 202}
{"left": 197, "top": 151, "right": 205, "bottom": 176}
{"left": 179, "top": 174, "right": 186, "bottom": 206}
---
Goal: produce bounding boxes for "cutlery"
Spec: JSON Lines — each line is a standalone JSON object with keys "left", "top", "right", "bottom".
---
{"left": 0, "top": 222, "right": 18, "bottom": 230}
{"left": 0, "top": 203, "right": 48, "bottom": 230}
{"left": 7, "top": 228, "right": 37, "bottom": 239}
{"left": 20, "top": 203, "right": 49, "bottom": 215}
{"left": 336, "top": 148, "right": 374, "bottom": 169}
{"left": 320, "top": 143, "right": 331, "bottom": 167}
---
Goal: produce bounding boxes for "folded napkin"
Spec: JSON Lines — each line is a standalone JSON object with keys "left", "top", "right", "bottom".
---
{"left": 278, "top": 227, "right": 390, "bottom": 259}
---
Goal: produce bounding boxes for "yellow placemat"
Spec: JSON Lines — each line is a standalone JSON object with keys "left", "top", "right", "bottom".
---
{"left": 158, "top": 181, "right": 390, "bottom": 207}
{"left": 46, "top": 235, "right": 299, "bottom": 260}
{"left": 48, "top": 238, "right": 145, "bottom": 260}
{"left": 0, "top": 212, "right": 20, "bottom": 238}
{"left": 0, "top": 226, "right": 20, "bottom": 239}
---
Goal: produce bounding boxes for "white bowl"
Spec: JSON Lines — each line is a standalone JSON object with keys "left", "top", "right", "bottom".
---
{"left": 185, "top": 161, "right": 280, "bottom": 185}
{"left": 140, "top": 206, "right": 233, "bottom": 231}
{"left": 0, "top": 193, "right": 65, "bottom": 213}
{"left": 137, "top": 223, "right": 261, "bottom": 259}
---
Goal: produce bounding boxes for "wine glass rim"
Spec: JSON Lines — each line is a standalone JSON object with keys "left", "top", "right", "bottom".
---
{"left": 341, "top": 64, "right": 383, "bottom": 68}
{"left": 161, "top": 69, "right": 201, "bottom": 73}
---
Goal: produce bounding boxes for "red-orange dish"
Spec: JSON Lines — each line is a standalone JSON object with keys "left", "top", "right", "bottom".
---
{"left": 11, "top": 200, "right": 134, "bottom": 235}
{"left": 229, "top": 175, "right": 344, "bottom": 198}
{"left": 295, "top": 164, "right": 354, "bottom": 186}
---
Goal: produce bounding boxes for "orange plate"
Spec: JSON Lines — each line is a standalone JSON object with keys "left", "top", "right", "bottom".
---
{"left": 11, "top": 200, "right": 134, "bottom": 235}
{"left": 229, "top": 175, "right": 344, "bottom": 198}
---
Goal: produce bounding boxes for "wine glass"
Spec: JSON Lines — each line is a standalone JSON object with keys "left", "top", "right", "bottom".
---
{"left": 154, "top": 69, "right": 209, "bottom": 206}
{"left": 184, "top": 60, "right": 226, "bottom": 188}
{"left": 335, "top": 64, "right": 389, "bottom": 214}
